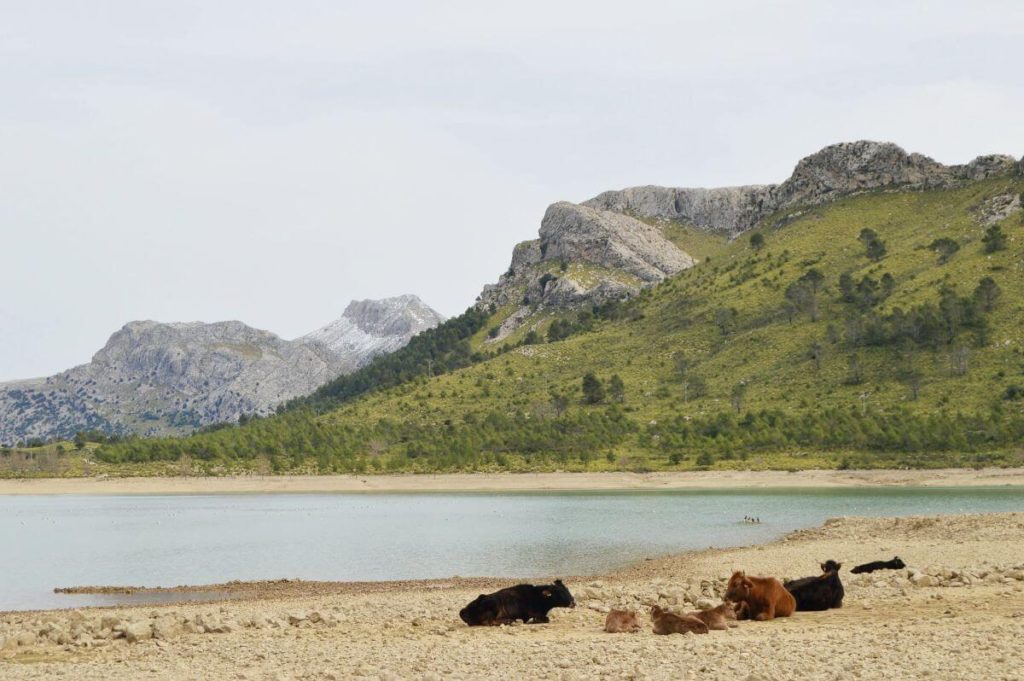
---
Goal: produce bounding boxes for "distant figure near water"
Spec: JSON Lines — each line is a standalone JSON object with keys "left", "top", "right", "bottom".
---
{"left": 743, "top": 516, "right": 762, "bottom": 524}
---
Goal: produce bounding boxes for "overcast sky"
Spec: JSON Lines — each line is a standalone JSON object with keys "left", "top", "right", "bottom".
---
{"left": 2, "top": 1, "right": 1022, "bottom": 380}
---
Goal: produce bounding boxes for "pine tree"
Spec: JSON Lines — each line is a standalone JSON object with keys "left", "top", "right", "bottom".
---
{"left": 609, "top": 374, "right": 626, "bottom": 404}
{"left": 982, "top": 224, "right": 1008, "bottom": 253}
{"left": 582, "top": 373, "right": 606, "bottom": 404}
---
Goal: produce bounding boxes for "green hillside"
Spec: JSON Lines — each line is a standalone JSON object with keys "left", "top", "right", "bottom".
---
{"left": 95, "top": 175, "right": 1024, "bottom": 474}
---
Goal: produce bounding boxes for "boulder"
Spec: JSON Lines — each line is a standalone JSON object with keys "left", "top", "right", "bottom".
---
{"left": 122, "top": 621, "right": 153, "bottom": 643}
{"left": 910, "top": 573, "right": 935, "bottom": 588}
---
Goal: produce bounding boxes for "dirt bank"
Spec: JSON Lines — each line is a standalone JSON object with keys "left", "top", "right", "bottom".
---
{"left": 3, "top": 467, "right": 1024, "bottom": 495}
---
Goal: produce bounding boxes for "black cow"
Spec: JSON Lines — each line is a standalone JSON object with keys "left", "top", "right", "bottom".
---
{"left": 850, "top": 556, "right": 906, "bottom": 574}
{"left": 459, "top": 580, "right": 576, "bottom": 626}
{"left": 785, "top": 560, "right": 844, "bottom": 611}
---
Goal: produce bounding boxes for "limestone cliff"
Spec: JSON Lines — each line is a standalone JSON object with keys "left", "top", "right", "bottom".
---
{"left": 584, "top": 141, "right": 1019, "bottom": 236}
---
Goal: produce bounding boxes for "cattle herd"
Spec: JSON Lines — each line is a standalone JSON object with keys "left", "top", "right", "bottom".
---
{"left": 459, "top": 556, "right": 908, "bottom": 634}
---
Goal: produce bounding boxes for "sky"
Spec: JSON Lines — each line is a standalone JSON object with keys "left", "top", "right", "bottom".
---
{"left": 1, "top": 1, "right": 1022, "bottom": 381}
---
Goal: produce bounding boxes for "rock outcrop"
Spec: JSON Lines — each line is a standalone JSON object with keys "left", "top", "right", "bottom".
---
{"left": 477, "top": 202, "right": 694, "bottom": 314}
{"left": 584, "top": 141, "right": 1019, "bottom": 237}
{"left": 0, "top": 296, "right": 443, "bottom": 444}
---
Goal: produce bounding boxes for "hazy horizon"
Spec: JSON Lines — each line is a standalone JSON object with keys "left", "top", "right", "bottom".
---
{"left": 3, "top": 1, "right": 1023, "bottom": 381}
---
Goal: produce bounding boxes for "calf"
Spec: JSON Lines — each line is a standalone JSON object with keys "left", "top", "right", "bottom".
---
{"left": 686, "top": 602, "right": 739, "bottom": 630}
{"left": 851, "top": 557, "right": 906, "bottom": 574}
{"left": 459, "top": 580, "right": 575, "bottom": 626}
{"left": 785, "top": 561, "right": 844, "bottom": 611}
{"left": 604, "top": 609, "right": 641, "bottom": 633}
{"left": 724, "top": 571, "right": 796, "bottom": 621}
{"left": 650, "top": 605, "right": 709, "bottom": 635}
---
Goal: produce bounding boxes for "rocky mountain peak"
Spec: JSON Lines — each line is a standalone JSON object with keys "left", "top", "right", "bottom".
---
{"left": 0, "top": 297, "right": 444, "bottom": 444}
{"left": 301, "top": 295, "right": 445, "bottom": 365}
{"left": 339, "top": 295, "right": 444, "bottom": 339}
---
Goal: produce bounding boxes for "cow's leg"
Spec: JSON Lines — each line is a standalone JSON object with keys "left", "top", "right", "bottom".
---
{"left": 754, "top": 603, "right": 775, "bottom": 621}
{"left": 528, "top": 613, "right": 549, "bottom": 624}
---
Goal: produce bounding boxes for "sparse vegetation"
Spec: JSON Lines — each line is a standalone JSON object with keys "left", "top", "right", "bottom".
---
{"left": 83, "top": 173, "right": 1024, "bottom": 473}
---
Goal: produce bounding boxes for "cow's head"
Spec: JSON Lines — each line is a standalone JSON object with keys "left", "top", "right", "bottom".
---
{"left": 892, "top": 557, "right": 906, "bottom": 569}
{"left": 821, "top": 559, "right": 842, "bottom": 573}
{"left": 459, "top": 594, "right": 497, "bottom": 625}
{"left": 542, "top": 579, "right": 575, "bottom": 608}
{"left": 724, "top": 571, "right": 753, "bottom": 601}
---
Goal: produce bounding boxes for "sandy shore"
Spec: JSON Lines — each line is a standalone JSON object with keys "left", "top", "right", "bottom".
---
{"left": 3, "top": 467, "right": 1024, "bottom": 495}
{"left": 2, "top": 512, "right": 1024, "bottom": 680}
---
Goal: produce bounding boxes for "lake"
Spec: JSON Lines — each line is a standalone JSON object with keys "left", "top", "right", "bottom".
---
{"left": 1, "top": 487, "right": 1022, "bottom": 612}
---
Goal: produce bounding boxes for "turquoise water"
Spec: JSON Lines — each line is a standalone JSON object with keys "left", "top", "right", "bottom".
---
{"left": 0, "top": 487, "right": 1021, "bottom": 612}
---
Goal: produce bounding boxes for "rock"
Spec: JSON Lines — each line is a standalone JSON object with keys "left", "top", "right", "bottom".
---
{"left": 39, "top": 622, "right": 70, "bottom": 645}
{"left": 538, "top": 202, "right": 694, "bottom": 283}
{"left": 181, "top": 620, "right": 204, "bottom": 635}
{"left": 585, "top": 183, "right": 776, "bottom": 236}
{"left": 14, "top": 631, "right": 37, "bottom": 647}
{"left": 287, "top": 613, "right": 306, "bottom": 626}
{"left": 910, "top": 573, "right": 935, "bottom": 588}
{"left": 122, "top": 621, "right": 153, "bottom": 643}
{"left": 476, "top": 202, "right": 694, "bottom": 316}
{"left": 695, "top": 598, "right": 716, "bottom": 610}
{"left": 151, "top": 617, "right": 183, "bottom": 640}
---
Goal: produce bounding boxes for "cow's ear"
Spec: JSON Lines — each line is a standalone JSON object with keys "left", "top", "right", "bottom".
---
{"left": 554, "top": 579, "right": 563, "bottom": 586}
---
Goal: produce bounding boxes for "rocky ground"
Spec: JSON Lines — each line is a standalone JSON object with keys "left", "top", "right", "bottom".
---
{"left": 2, "top": 513, "right": 1024, "bottom": 680}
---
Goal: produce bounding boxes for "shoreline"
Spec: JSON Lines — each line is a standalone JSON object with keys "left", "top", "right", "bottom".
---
{"left": 2, "top": 467, "right": 1024, "bottom": 495}
{"left": 3, "top": 512, "right": 1023, "bottom": 679}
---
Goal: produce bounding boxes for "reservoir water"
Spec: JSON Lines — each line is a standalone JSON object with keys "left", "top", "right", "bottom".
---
{"left": 1, "top": 487, "right": 1021, "bottom": 612}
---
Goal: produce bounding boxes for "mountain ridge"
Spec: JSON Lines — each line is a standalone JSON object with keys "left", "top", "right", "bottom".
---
{"left": 476, "top": 141, "right": 1022, "bottom": 338}
{"left": 0, "top": 295, "right": 443, "bottom": 445}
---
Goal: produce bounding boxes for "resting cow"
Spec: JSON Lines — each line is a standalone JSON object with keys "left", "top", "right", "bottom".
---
{"left": 459, "top": 579, "right": 575, "bottom": 626}
{"left": 785, "top": 560, "right": 845, "bottom": 611}
{"left": 850, "top": 557, "right": 906, "bottom": 574}
{"left": 604, "top": 609, "right": 641, "bottom": 633}
{"left": 725, "top": 571, "right": 796, "bottom": 621}
{"left": 650, "top": 605, "right": 709, "bottom": 635}
{"left": 686, "top": 602, "right": 739, "bottom": 630}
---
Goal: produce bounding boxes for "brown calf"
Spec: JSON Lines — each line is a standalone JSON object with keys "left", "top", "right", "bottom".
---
{"left": 724, "top": 571, "right": 796, "bottom": 621}
{"left": 650, "top": 605, "right": 709, "bottom": 635}
{"left": 687, "top": 601, "right": 739, "bottom": 630}
{"left": 604, "top": 609, "right": 641, "bottom": 633}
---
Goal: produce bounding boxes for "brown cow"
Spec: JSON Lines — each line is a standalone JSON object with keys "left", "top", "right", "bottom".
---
{"left": 604, "top": 609, "right": 641, "bottom": 633}
{"left": 650, "top": 605, "right": 709, "bottom": 635}
{"left": 724, "top": 571, "right": 796, "bottom": 621}
{"left": 687, "top": 601, "right": 739, "bottom": 630}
